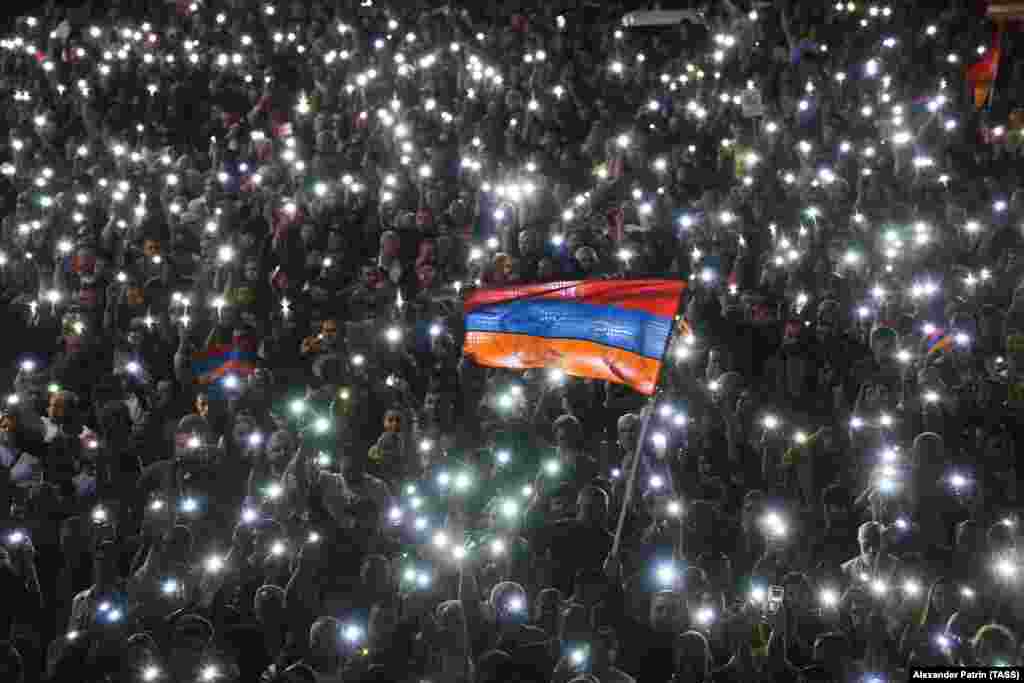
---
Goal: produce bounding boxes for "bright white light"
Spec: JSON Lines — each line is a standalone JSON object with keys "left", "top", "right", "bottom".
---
{"left": 994, "top": 558, "right": 1017, "bottom": 579}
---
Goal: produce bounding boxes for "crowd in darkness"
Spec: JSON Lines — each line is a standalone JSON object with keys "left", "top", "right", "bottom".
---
{"left": 1, "top": 0, "right": 1024, "bottom": 681}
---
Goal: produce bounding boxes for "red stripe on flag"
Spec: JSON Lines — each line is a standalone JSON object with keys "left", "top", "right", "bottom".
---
{"left": 464, "top": 279, "right": 686, "bottom": 318}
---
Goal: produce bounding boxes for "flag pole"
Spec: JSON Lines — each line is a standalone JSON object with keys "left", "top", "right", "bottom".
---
{"left": 609, "top": 283, "right": 686, "bottom": 559}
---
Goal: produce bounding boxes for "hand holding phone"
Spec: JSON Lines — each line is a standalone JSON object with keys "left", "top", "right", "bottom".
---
{"left": 767, "top": 585, "right": 785, "bottom": 614}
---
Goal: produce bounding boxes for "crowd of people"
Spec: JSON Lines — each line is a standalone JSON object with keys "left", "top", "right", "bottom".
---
{"left": 1, "top": 0, "right": 1023, "bottom": 681}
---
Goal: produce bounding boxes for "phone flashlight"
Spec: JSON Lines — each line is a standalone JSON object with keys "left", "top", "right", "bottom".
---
{"left": 696, "top": 606, "right": 715, "bottom": 626}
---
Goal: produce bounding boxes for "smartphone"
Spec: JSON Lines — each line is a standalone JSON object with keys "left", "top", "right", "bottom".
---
{"left": 767, "top": 585, "right": 785, "bottom": 614}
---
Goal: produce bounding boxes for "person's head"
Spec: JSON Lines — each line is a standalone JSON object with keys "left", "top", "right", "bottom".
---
{"left": 0, "top": 642, "right": 23, "bottom": 683}
{"left": 617, "top": 413, "right": 640, "bottom": 453}
{"left": 574, "top": 246, "right": 598, "bottom": 273}
{"left": 368, "top": 604, "right": 399, "bottom": 650}
{"left": 912, "top": 432, "right": 944, "bottom": 468}
{"left": 154, "top": 380, "right": 175, "bottom": 410}
{"left": 559, "top": 602, "right": 592, "bottom": 644}
{"left": 308, "top": 617, "right": 342, "bottom": 671}
{"left": 490, "top": 581, "right": 529, "bottom": 623}
{"left": 741, "top": 490, "right": 765, "bottom": 534}
{"left": 713, "top": 371, "right": 743, "bottom": 408}
{"left": 553, "top": 413, "right": 583, "bottom": 452}
{"left": 266, "top": 430, "right": 294, "bottom": 468}
{"left": 231, "top": 413, "right": 256, "bottom": 450}
{"left": 48, "top": 389, "right": 77, "bottom": 421}
{"left": 123, "top": 632, "right": 159, "bottom": 673}
{"left": 319, "top": 318, "right": 339, "bottom": 348}
{"left": 533, "top": 588, "right": 562, "bottom": 634}
{"left": 59, "top": 516, "right": 87, "bottom": 556}
{"left": 379, "top": 231, "right": 400, "bottom": 259}
{"left": 518, "top": 229, "right": 539, "bottom": 256}
{"left": 476, "top": 650, "right": 513, "bottom": 683}
{"left": 590, "top": 627, "right": 619, "bottom": 671}
{"left": 340, "top": 443, "right": 367, "bottom": 478}
{"left": 435, "top": 600, "right": 467, "bottom": 650}
{"left": 93, "top": 540, "right": 119, "bottom": 585}
{"left": 674, "top": 630, "right": 711, "bottom": 678}
{"left": 168, "top": 614, "right": 214, "bottom": 674}
{"left": 988, "top": 521, "right": 1015, "bottom": 554}
{"left": 972, "top": 624, "right": 1018, "bottom": 667}
{"left": 858, "top": 521, "right": 882, "bottom": 562}
{"left": 276, "top": 663, "right": 317, "bottom": 683}
{"left": 822, "top": 485, "right": 852, "bottom": 530}
{"left": 956, "top": 520, "right": 983, "bottom": 554}
{"left": 194, "top": 392, "right": 210, "bottom": 418}
{"left": 649, "top": 590, "right": 682, "bottom": 634}
{"left": 422, "top": 391, "right": 447, "bottom": 424}
{"left": 921, "top": 577, "right": 952, "bottom": 626}
{"left": 163, "top": 524, "right": 194, "bottom": 564}
{"left": 782, "top": 572, "right": 814, "bottom": 614}
{"left": 576, "top": 486, "right": 608, "bottom": 526}
{"left": 706, "top": 347, "right": 728, "bottom": 382}
{"left": 870, "top": 327, "right": 899, "bottom": 364}
{"left": 816, "top": 300, "right": 841, "bottom": 341}
{"left": 812, "top": 633, "right": 851, "bottom": 673}
{"left": 254, "top": 585, "right": 286, "bottom": 626}
{"left": 360, "top": 554, "right": 391, "bottom": 592}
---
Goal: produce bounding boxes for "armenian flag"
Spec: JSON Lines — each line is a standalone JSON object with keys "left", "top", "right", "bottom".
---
{"left": 967, "top": 24, "right": 1003, "bottom": 109}
{"left": 924, "top": 327, "right": 954, "bottom": 357}
{"left": 192, "top": 339, "right": 259, "bottom": 387}
{"left": 463, "top": 280, "right": 686, "bottom": 395}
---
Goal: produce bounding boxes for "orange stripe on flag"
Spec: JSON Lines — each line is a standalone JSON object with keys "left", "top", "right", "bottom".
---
{"left": 464, "top": 332, "right": 663, "bottom": 395}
